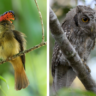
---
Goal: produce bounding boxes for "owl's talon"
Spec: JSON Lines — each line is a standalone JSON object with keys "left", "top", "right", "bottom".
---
{"left": 84, "top": 63, "right": 91, "bottom": 73}
{"left": 81, "top": 59, "right": 84, "bottom": 62}
{"left": 81, "top": 59, "right": 91, "bottom": 73}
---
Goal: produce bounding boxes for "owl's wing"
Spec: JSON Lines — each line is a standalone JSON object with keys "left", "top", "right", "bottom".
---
{"left": 52, "top": 23, "right": 76, "bottom": 92}
{"left": 52, "top": 42, "right": 76, "bottom": 92}
{"left": 12, "top": 30, "right": 26, "bottom": 69}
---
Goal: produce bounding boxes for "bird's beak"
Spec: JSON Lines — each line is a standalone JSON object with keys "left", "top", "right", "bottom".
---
{"left": 91, "top": 26, "right": 94, "bottom": 32}
{"left": 0, "top": 24, "right": 4, "bottom": 33}
{"left": 91, "top": 23, "right": 96, "bottom": 32}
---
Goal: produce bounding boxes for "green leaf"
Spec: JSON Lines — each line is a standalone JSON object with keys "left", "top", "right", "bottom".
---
{"left": 53, "top": 88, "right": 96, "bottom": 96}
{"left": 0, "top": 76, "right": 9, "bottom": 89}
{"left": 0, "top": 85, "right": 7, "bottom": 96}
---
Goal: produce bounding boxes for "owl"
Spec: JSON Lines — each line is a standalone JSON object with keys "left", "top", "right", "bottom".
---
{"left": 51, "top": 5, "right": 96, "bottom": 92}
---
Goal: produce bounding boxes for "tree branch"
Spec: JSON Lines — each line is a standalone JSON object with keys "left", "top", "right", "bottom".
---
{"left": 50, "top": 7, "right": 96, "bottom": 93}
{"left": 0, "top": 42, "right": 46, "bottom": 65}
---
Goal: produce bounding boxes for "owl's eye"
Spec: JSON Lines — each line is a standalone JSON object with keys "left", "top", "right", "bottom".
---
{"left": 82, "top": 17, "right": 89, "bottom": 23}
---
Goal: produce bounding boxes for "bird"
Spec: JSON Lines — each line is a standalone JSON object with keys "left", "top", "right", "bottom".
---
{"left": 51, "top": 5, "right": 96, "bottom": 92}
{"left": 0, "top": 11, "right": 29, "bottom": 90}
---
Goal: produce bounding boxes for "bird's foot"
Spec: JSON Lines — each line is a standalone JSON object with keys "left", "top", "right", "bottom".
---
{"left": 81, "top": 59, "right": 91, "bottom": 73}
{"left": 84, "top": 62, "right": 91, "bottom": 73}
{"left": 6, "top": 57, "right": 12, "bottom": 61}
{"left": 6, "top": 56, "right": 15, "bottom": 61}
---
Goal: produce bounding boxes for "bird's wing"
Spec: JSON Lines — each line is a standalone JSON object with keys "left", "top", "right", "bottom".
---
{"left": 52, "top": 42, "right": 76, "bottom": 92}
{"left": 51, "top": 18, "right": 77, "bottom": 92}
{"left": 12, "top": 30, "right": 26, "bottom": 69}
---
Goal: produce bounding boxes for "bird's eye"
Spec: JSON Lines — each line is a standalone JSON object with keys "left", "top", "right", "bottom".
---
{"left": 82, "top": 17, "right": 89, "bottom": 23}
{"left": 3, "top": 23, "right": 7, "bottom": 26}
{"left": 1, "top": 22, "right": 7, "bottom": 26}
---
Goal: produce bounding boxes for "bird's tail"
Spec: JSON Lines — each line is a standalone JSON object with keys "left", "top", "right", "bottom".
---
{"left": 53, "top": 65, "right": 76, "bottom": 92}
{"left": 15, "top": 68, "right": 29, "bottom": 90}
{"left": 10, "top": 57, "right": 29, "bottom": 90}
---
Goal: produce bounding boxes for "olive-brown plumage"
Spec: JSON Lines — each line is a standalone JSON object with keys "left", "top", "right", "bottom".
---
{"left": 0, "top": 11, "right": 29, "bottom": 90}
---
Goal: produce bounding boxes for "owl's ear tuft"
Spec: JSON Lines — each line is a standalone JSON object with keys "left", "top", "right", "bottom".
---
{"left": 76, "top": 6, "right": 82, "bottom": 13}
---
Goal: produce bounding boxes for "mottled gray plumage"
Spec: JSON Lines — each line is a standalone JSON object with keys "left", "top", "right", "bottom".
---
{"left": 52, "top": 5, "right": 96, "bottom": 92}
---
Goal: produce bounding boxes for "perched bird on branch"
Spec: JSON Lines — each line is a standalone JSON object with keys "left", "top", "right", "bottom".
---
{"left": 52, "top": 5, "right": 96, "bottom": 92}
{"left": 0, "top": 11, "right": 29, "bottom": 90}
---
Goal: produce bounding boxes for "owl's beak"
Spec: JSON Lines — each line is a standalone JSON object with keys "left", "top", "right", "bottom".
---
{"left": 91, "top": 23, "right": 96, "bottom": 32}
{"left": 91, "top": 26, "right": 95, "bottom": 32}
{"left": 91, "top": 26, "right": 94, "bottom": 32}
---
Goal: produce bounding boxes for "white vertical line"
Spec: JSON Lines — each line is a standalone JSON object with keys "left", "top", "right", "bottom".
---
{"left": 47, "top": 0, "right": 49, "bottom": 95}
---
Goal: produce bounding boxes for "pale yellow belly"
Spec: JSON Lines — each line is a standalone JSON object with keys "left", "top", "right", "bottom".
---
{"left": 0, "top": 38, "right": 20, "bottom": 60}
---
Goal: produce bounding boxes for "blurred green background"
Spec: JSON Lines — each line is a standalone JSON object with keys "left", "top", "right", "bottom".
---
{"left": 0, "top": 0, "right": 47, "bottom": 96}
{"left": 50, "top": 0, "right": 96, "bottom": 96}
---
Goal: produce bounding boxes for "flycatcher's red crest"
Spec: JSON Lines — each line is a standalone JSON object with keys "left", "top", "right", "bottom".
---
{"left": 0, "top": 11, "right": 15, "bottom": 23}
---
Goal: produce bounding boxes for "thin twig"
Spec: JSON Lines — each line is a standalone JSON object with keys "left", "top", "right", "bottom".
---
{"left": 34, "top": 0, "right": 45, "bottom": 42}
{"left": 0, "top": 42, "right": 46, "bottom": 65}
